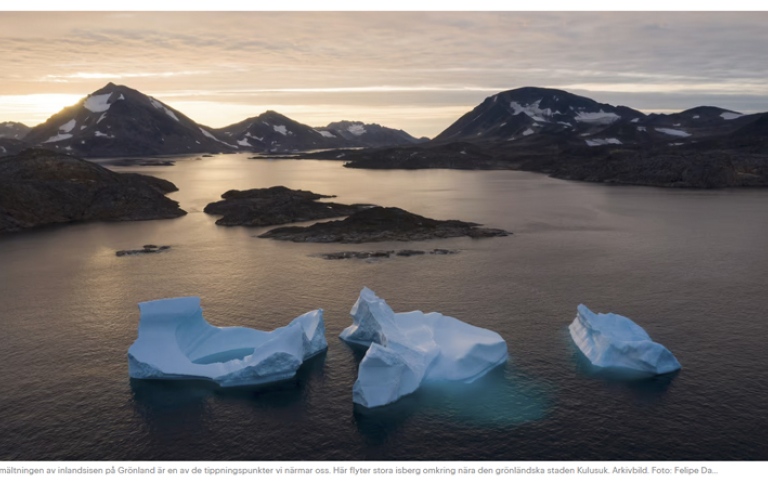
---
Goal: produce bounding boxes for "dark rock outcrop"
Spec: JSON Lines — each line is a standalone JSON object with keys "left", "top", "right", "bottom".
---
{"left": 0, "top": 149, "right": 186, "bottom": 233}
{"left": 204, "top": 186, "right": 371, "bottom": 226}
{"left": 318, "top": 248, "right": 458, "bottom": 260}
{"left": 116, "top": 245, "right": 172, "bottom": 256}
{"left": 258, "top": 206, "right": 509, "bottom": 243}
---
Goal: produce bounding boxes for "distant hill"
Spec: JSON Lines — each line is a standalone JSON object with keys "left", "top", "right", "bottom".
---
{"left": 0, "top": 122, "right": 30, "bottom": 140}
{"left": 213, "top": 114, "right": 428, "bottom": 153}
{"left": 0, "top": 138, "right": 30, "bottom": 158}
{"left": 318, "top": 121, "right": 428, "bottom": 148}
{"left": 213, "top": 111, "right": 340, "bottom": 153}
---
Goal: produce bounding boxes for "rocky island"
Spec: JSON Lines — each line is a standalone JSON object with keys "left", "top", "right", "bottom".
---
{"left": 0, "top": 149, "right": 186, "bottom": 234}
{"left": 258, "top": 206, "right": 509, "bottom": 243}
{"left": 204, "top": 186, "right": 371, "bottom": 226}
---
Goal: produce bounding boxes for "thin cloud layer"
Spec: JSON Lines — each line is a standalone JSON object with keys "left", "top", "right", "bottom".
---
{"left": 1, "top": 12, "right": 767, "bottom": 136}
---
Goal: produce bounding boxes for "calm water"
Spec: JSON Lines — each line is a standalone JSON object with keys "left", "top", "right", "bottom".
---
{"left": 1, "top": 154, "right": 767, "bottom": 461}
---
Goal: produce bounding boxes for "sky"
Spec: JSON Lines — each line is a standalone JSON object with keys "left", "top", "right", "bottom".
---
{"left": 2, "top": 11, "right": 768, "bottom": 138}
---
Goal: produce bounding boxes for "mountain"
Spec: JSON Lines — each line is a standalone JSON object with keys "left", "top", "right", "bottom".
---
{"left": 301, "top": 86, "right": 768, "bottom": 188}
{"left": 0, "top": 149, "right": 185, "bottom": 233}
{"left": 429, "top": 87, "right": 763, "bottom": 150}
{"left": 23, "top": 83, "right": 237, "bottom": 157}
{"left": 317, "top": 121, "right": 428, "bottom": 147}
{"left": 0, "top": 122, "right": 30, "bottom": 140}
{"left": 214, "top": 114, "right": 428, "bottom": 153}
{"left": 213, "top": 111, "right": 342, "bottom": 153}
{"left": 0, "top": 138, "right": 30, "bottom": 158}
{"left": 434, "top": 87, "right": 645, "bottom": 144}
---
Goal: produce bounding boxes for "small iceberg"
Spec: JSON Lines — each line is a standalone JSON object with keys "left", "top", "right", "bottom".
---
{"left": 569, "top": 304, "right": 681, "bottom": 375}
{"left": 341, "top": 288, "right": 508, "bottom": 408}
{"left": 128, "top": 296, "right": 327, "bottom": 387}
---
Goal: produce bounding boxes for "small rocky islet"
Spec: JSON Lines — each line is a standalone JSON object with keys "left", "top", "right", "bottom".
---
{"left": 116, "top": 244, "right": 172, "bottom": 257}
{"left": 203, "top": 186, "right": 371, "bottom": 226}
{"left": 258, "top": 206, "right": 509, "bottom": 243}
{"left": 206, "top": 186, "right": 509, "bottom": 244}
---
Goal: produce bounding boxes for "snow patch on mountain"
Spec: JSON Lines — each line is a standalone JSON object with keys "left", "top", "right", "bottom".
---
{"left": 94, "top": 131, "right": 114, "bottom": 138}
{"left": 655, "top": 127, "right": 691, "bottom": 137}
{"left": 59, "top": 119, "right": 76, "bottom": 133}
{"left": 586, "top": 138, "right": 622, "bottom": 147}
{"left": 721, "top": 112, "right": 743, "bottom": 120}
{"left": 317, "top": 130, "right": 336, "bottom": 138}
{"left": 509, "top": 100, "right": 559, "bottom": 123}
{"left": 522, "top": 128, "right": 534, "bottom": 136}
{"left": 273, "top": 125, "right": 289, "bottom": 136}
{"left": 575, "top": 110, "right": 621, "bottom": 124}
{"left": 43, "top": 133, "right": 73, "bottom": 143}
{"left": 84, "top": 93, "right": 112, "bottom": 113}
{"left": 149, "top": 98, "right": 180, "bottom": 122}
{"left": 347, "top": 124, "right": 367, "bottom": 136}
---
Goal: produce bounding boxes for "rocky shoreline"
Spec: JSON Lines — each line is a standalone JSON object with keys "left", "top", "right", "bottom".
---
{"left": 116, "top": 244, "right": 172, "bottom": 256}
{"left": 318, "top": 248, "right": 460, "bottom": 260}
{"left": 258, "top": 206, "right": 509, "bottom": 243}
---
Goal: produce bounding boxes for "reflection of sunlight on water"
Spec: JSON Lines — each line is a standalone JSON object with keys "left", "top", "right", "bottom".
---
{"left": 353, "top": 362, "right": 551, "bottom": 443}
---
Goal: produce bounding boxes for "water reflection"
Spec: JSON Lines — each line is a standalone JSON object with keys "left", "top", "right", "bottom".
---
{"left": 353, "top": 363, "right": 550, "bottom": 444}
{"left": 130, "top": 352, "right": 327, "bottom": 433}
{"left": 569, "top": 337, "right": 679, "bottom": 402}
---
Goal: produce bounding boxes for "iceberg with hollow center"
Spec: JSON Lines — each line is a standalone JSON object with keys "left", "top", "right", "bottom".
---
{"left": 569, "top": 304, "right": 681, "bottom": 375}
{"left": 340, "top": 287, "right": 508, "bottom": 408}
{"left": 128, "top": 296, "right": 327, "bottom": 387}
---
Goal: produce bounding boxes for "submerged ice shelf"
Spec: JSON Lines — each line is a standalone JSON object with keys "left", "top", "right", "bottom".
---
{"left": 569, "top": 304, "right": 681, "bottom": 375}
{"left": 128, "top": 296, "right": 327, "bottom": 387}
{"left": 341, "top": 287, "right": 509, "bottom": 408}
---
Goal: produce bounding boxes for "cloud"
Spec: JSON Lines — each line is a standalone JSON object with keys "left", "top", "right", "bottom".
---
{"left": 1, "top": 11, "right": 767, "bottom": 135}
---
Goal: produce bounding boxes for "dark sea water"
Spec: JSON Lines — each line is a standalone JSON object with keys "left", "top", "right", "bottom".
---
{"left": 1, "top": 154, "right": 767, "bottom": 461}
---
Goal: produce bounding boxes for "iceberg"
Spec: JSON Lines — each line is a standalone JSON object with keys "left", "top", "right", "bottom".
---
{"left": 341, "top": 288, "right": 508, "bottom": 408}
{"left": 569, "top": 304, "right": 681, "bottom": 375}
{"left": 128, "top": 296, "right": 327, "bottom": 387}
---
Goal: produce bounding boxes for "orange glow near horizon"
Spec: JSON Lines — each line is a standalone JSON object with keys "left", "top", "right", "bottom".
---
{"left": 0, "top": 94, "right": 84, "bottom": 126}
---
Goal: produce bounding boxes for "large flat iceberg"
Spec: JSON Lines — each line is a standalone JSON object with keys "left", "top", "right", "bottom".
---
{"left": 341, "top": 288, "right": 508, "bottom": 408}
{"left": 569, "top": 304, "right": 681, "bottom": 375}
{"left": 128, "top": 297, "right": 327, "bottom": 387}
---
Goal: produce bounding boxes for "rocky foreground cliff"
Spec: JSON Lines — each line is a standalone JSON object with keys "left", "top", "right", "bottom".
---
{"left": 0, "top": 149, "right": 186, "bottom": 233}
